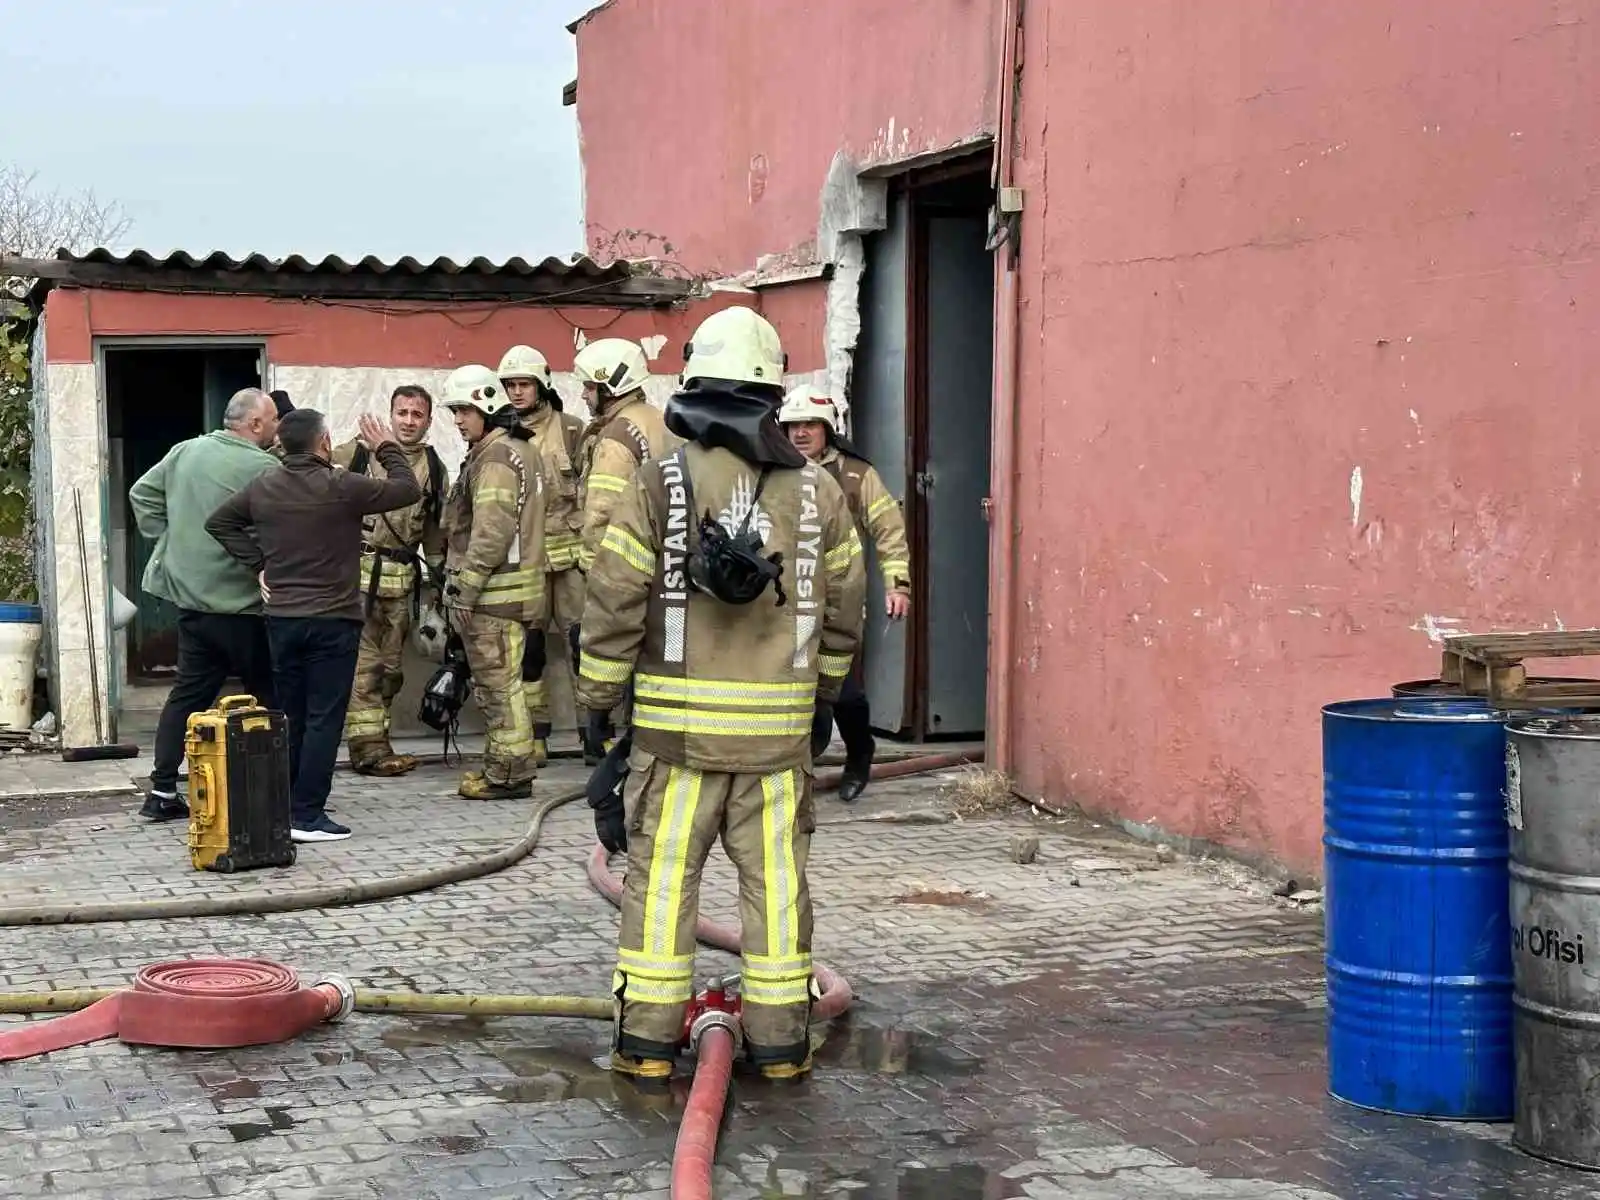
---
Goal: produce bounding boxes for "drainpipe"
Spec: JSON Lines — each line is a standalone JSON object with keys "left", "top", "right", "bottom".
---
{"left": 987, "top": 0, "right": 1025, "bottom": 775}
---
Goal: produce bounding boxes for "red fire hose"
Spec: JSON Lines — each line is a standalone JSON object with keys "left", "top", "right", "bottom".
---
{"left": 0, "top": 959, "right": 353, "bottom": 1062}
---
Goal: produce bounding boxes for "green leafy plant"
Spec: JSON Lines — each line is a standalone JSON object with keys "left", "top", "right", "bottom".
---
{"left": 0, "top": 318, "right": 36, "bottom": 604}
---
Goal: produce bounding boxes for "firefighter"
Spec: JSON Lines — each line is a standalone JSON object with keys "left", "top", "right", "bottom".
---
{"left": 498, "top": 345, "right": 586, "bottom": 766}
{"left": 438, "top": 364, "right": 548, "bottom": 801}
{"left": 335, "top": 385, "right": 450, "bottom": 776}
{"left": 572, "top": 337, "right": 676, "bottom": 763}
{"left": 777, "top": 385, "right": 911, "bottom": 802}
{"left": 576, "top": 306, "right": 867, "bottom": 1082}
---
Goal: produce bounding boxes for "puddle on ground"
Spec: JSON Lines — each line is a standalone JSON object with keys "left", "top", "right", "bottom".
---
{"left": 379, "top": 1016, "right": 496, "bottom": 1049}
{"left": 491, "top": 1045, "right": 618, "bottom": 1103}
{"left": 814, "top": 1023, "right": 985, "bottom": 1078}
{"left": 417, "top": 1133, "right": 487, "bottom": 1155}
{"left": 225, "top": 1105, "right": 298, "bottom": 1143}
{"left": 872, "top": 1164, "right": 1023, "bottom": 1200}
{"left": 203, "top": 1078, "right": 262, "bottom": 1101}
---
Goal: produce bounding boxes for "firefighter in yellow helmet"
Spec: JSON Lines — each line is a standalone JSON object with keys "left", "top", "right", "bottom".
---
{"left": 778, "top": 385, "right": 911, "bottom": 802}
{"left": 438, "top": 364, "right": 548, "bottom": 800}
{"left": 572, "top": 336, "right": 677, "bottom": 762}
{"left": 498, "top": 345, "right": 586, "bottom": 767}
{"left": 576, "top": 306, "right": 867, "bottom": 1082}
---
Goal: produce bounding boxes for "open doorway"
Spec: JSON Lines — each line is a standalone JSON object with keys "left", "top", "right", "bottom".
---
{"left": 852, "top": 159, "right": 995, "bottom": 741}
{"left": 104, "top": 343, "right": 262, "bottom": 733}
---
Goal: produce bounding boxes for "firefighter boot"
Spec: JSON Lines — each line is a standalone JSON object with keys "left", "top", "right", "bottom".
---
{"left": 759, "top": 1051, "right": 814, "bottom": 1082}
{"left": 351, "top": 736, "right": 419, "bottom": 778}
{"left": 458, "top": 772, "right": 533, "bottom": 801}
{"left": 609, "top": 1052, "right": 674, "bottom": 1084}
{"left": 533, "top": 722, "right": 552, "bottom": 768}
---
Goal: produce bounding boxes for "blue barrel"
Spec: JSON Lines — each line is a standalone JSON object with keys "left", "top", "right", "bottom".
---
{"left": 1323, "top": 696, "right": 1513, "bottom": 1120}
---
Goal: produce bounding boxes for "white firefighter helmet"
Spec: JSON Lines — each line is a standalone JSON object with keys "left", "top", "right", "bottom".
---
{"left": 573, "top": 338, "right": 650, "bottom": 398}
{"left": 497, "top": 344, "right": 551, "bottom": 386}
{"left": 682, "top": 306, "right": 785, "bottom": 387}
{"left": 441, "top": 364, "right": 512, "bottom": 416}
{"left": 777, "top": 384, "right": 840, "bottom": 434}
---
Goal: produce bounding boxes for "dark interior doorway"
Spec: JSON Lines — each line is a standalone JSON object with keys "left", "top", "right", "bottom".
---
{"left": 105, "top": 344, "right": 262, "bottom": 682}
{"left": 852, "top": 160, "right": 995, "bottom": 741}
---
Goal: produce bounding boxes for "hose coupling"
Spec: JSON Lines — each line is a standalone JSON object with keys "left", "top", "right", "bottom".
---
{"left": 313, "top": 974, "right": 356, "bottom": 1024}
{"left": 689, "top": 1007, "right": 742, "bottom": 1055}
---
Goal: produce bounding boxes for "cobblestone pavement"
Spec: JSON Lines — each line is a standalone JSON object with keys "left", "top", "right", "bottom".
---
{"left": 0, "top": 758, "right": 1590, "bottom": 1199}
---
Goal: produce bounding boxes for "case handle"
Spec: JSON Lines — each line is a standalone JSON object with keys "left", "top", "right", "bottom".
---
{"left": 218, "top": 695, "right": 258, "bottom": 712}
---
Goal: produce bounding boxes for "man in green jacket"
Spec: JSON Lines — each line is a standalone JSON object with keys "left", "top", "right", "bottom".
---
{"left": 128, "top": 387, "right": 282, "bottom": 822}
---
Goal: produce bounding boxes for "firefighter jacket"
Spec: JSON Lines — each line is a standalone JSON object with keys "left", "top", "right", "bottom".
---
{"left": 519, "top": 403, "right": 586, "bottom": 572}
{"left": 577, "top": 391, "right": 677, "bottom": 573}
{"left": 576, "top": 444, "right": 868, "bottom": 774}
{"left": 819, "top": 447, "right": 911, "bottom": 595}
{"left": 441, "top": 428, "right": 547, "bottom": 624}
{"left": 333, "top": 438, "right": 448, "bottom": 601}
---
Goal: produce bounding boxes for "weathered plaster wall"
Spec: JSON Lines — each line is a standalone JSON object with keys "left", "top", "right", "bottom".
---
{"left": 1005, "top": 0, "right": 1600, "bottom": 874}
{"left": 572, "top": 0, "right": 999, "bottom": 278}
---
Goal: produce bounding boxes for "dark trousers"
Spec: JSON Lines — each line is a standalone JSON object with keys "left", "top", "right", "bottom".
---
{"left": 813, "top": 662, "right": 875, "bottom": 763}
{"left": 266, "top": 616, "right": 363, "bottom": 826}
{"left": 151, "top": 609, "right": 276, "bottom": 794}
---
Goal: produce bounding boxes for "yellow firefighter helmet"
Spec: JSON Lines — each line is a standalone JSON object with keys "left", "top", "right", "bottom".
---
{"left": 573, "top": 338, "right": 650, "bottom": 398}
{"left": 497, "top": 344, "right": 552, "bottom": 386}
{"left": 441, "top": 364, "right": 512, "bottom": 416}
{"left": 777, "top": 384, "right": 840, "bottom": 433}
{"left": 682, "top": 306, "right": 785, "bottom": 387}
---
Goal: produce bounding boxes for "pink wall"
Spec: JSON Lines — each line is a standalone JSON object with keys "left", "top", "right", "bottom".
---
{"left": 573, "top": 0, "right": 998, "bottom": 277}
{"left": 1004, "top": 0, "right": 1600, "bottom": 873}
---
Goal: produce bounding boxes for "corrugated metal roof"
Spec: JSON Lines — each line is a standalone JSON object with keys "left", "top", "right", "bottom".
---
{"left": 6, "top": 247, "right": 690, "bottom": 307}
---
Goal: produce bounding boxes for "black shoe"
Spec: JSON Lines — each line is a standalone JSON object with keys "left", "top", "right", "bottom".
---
{"left": 291, "top": 815, "right": 352, "bottom": 843}
{"left": 139, "top": 792, "right": 189, "bottom": 822}
{"left": 838, "top": 750, "right": 873, "bottom": 804}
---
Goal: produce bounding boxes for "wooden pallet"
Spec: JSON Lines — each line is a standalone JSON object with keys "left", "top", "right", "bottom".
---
{"left": 1440, "top": 630, "right": 1600, "bottom": 708}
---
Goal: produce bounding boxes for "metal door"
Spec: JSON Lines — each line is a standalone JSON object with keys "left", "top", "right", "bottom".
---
{"left": 852, "top": 191, "right": 912, "bottom": 733}
{"left": 917, "top": 215, "right": 993, "bottom": 736}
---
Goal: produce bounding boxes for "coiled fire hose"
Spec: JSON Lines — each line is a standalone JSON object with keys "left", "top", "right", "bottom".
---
{"left": 0, "top": 751, "right": 979, "bottom": 1199}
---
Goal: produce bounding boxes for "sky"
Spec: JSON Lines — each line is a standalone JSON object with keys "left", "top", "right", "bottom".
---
{"left": 1, "top": 0, "right": 597, "bottom": 262}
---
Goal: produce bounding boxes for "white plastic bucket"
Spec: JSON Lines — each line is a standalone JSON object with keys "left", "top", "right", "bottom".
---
{"left": 0, "top": 603, "right": 42, "bottom": 731}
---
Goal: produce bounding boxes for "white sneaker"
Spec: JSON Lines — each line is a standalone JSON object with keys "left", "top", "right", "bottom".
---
{"left": 291, "top": 816, "right": 351, "bottom": 843}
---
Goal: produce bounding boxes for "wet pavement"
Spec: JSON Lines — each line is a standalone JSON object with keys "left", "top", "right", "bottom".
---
{"left": 0, "top": 758, "right": 1589, "bottom": 1198}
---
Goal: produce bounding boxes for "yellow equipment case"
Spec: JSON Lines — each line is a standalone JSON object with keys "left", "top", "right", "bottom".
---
{"left": 185, "top": 695, "right": 296, "bottom": 872}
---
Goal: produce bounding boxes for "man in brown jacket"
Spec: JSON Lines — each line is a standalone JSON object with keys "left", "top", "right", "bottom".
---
{"left": 206, "top": 409, "right": 421, "bottom": 843}
{"left": 577, "top": 306, "right": 866, "bottom": 1083}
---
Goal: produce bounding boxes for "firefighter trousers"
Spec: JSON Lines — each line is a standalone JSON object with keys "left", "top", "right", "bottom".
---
{"left": 343, "top": 597, "right": 412, "bottom": 760}
{"left": 459, "top": 612, "right": 536, "bottom": 785}
{"left": 526, "top": 567, "right": 586, "bottom": 728}
{"left": 613, "top": 751, "right": 816, "bottom": 1066}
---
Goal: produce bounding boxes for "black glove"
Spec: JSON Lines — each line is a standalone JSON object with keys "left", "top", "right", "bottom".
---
{"left": 587, "top": 729, "right": 634, "bottom": 854}
{"left": 568, "top": 622, "right": 582, "bottom": 668}
{"left": 810, "top": 699, "right": 834, "bottom": 760}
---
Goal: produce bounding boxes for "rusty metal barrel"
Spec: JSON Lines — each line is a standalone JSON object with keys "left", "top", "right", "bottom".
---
{"left": 1507, "top": 716, "right": 1600, "bottom": 1168}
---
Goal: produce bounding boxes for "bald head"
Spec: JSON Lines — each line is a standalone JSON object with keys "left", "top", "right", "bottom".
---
{"left": 222, "top": 387, "right": 279, "bottom": 448}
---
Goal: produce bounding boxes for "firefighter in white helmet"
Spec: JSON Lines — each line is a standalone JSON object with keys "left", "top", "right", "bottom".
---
{"left": 438, "top": 364, "right": 547, "bottom": 800}
{"left": 497, "top": 345, "right": 586, "bottom": 766}
{"left": 571, "top": 336, "right": 678, "bottom": 761}
{"left": 778, "top": 385, "right": 911, "bottom": 802}
{"left": 576, "top": 306, "right": 866, "bottom": 1082}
